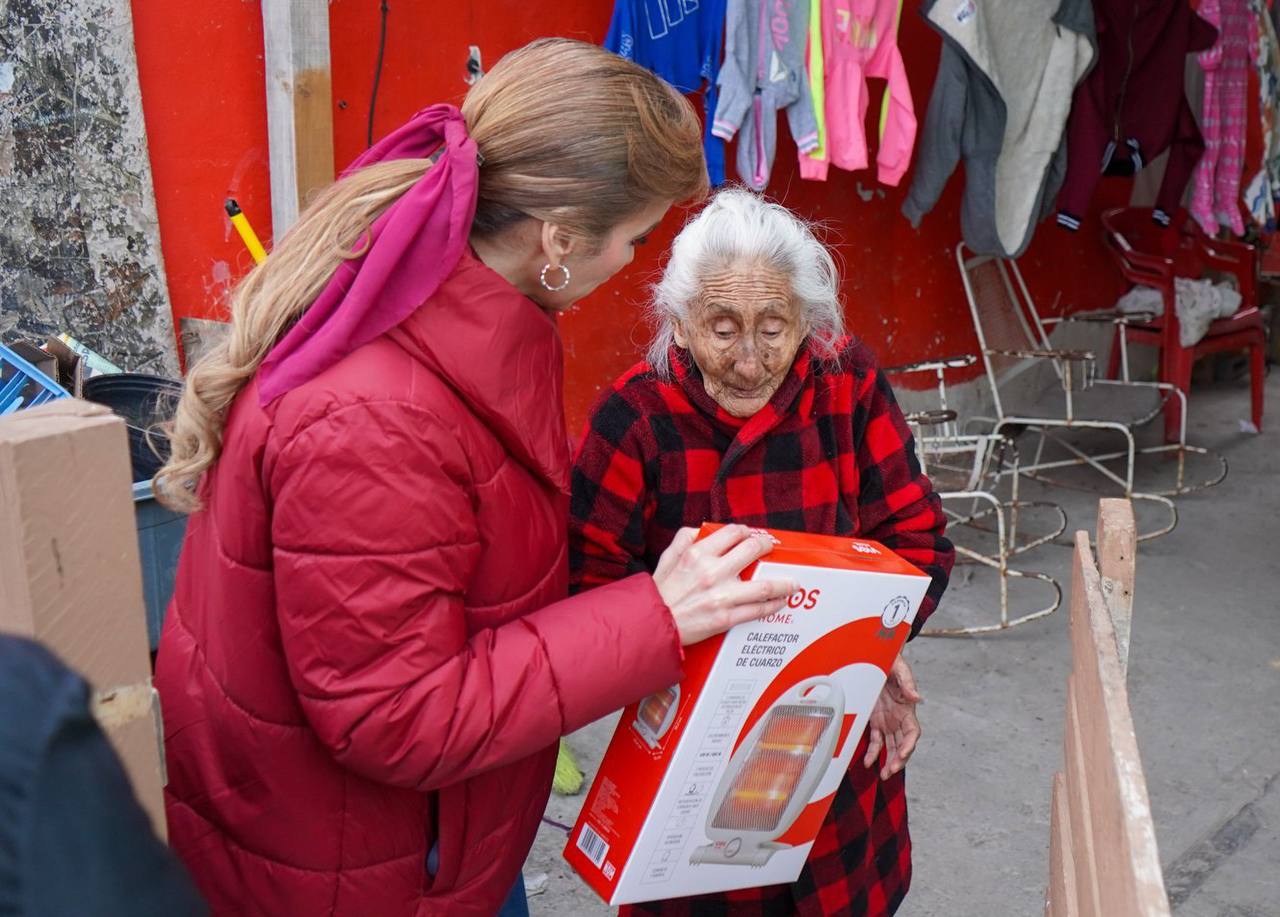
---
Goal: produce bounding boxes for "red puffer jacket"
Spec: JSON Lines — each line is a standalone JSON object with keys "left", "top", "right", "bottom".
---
{"left": 155, "top": 249, "right": 685, "bottom": 916}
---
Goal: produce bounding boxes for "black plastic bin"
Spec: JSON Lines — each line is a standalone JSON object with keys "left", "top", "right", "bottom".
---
{"left": 84, "top": 373, "right": 187, "bottom": 650}
{"left": 83, "top": 373, "right": 183, "bottom": 482}
{"left": 133, "top": 480, "right": 187, "bottom": 651}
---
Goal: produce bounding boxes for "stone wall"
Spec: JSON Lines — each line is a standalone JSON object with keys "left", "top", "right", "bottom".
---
{"left": 0, "top": 0, "right": 177, "bottom": 375}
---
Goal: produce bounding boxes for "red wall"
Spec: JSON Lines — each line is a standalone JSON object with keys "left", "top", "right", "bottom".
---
{"left": 131, "top": 1, "right": 1132, "bottom": 432}
{"left": 131, "top": 1, "right": 274, "bottom": 324}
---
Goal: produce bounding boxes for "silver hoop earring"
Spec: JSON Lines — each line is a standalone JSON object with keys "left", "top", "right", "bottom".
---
{"left": 539, "top": 262, "right": 571, "bottom": 292}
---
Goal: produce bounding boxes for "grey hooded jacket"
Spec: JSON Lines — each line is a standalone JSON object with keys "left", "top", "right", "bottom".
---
{"left": 713, "top": 0, "right": 820, "bottom": 191}
{"left": 902, "top": 0, "right": 1097, "bottom": 257}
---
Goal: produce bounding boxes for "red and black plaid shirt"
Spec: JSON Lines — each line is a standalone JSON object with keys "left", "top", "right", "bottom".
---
{"left": 569, "top": 339, "right": 954, "bottom": 917}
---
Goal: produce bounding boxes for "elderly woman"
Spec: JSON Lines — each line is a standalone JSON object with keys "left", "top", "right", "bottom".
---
{"left": 570, "top": 188, "right": 955, "bottom": 916}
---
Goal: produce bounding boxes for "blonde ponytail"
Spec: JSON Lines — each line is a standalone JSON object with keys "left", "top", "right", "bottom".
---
{"left": 155, "top": 160, "right": 428, "bottom": 511}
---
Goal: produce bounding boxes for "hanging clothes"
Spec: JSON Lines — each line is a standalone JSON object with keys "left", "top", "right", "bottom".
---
{"left": 902, "top": 0, "right": 1096, "bottom": 257}
{"left": 605, "top": 0, "right": 730, "bottom": 184}
{"left": 1244, "top": 0, "right": 1280, "bottom": 229}
{"left": 806, "top": 0, "right": 828, "bottom": 165}
{"left": 1190, "top": 0, "right": 1253, "bottom": 236}
{"left": 799, "top": 0, "right": 916, "bottom": 186}
{"left": 1057, "top": 0, "right": 1218, "bottom": 231}
{"left": 713, "top": 0, "right": 819, "bottom": 191}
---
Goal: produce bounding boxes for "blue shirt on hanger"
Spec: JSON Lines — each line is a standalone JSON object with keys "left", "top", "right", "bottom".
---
{"left": 604, "top": 0, "right": 729, "bottom": 184}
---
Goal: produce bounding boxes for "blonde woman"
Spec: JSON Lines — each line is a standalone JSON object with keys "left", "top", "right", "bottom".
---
{"left": 153, "top": 39, "right": 798, "bottom": 917}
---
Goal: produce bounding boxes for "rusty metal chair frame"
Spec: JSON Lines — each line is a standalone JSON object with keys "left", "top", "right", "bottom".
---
{"left": 956, "top": 243, "right": 1227, "bottom": 543}
{"left": 888, "top": 355, "right": 1064, "bottom": 636}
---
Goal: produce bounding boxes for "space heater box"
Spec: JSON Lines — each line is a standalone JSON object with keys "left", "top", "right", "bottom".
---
{"left": 564, "top": 524, "right": 932, "bottom": 905}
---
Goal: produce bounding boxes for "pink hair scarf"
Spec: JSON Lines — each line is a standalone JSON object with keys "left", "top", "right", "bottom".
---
{"left": 258, "top": 104, "right": 480, "bottom": 404}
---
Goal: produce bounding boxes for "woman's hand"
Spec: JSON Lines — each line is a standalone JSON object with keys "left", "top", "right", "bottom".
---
{"left": 863, "top": 655, "right": 923, "bottom": 781}
{"left": 653, "top": 525, "right": 800, "bottom": 646}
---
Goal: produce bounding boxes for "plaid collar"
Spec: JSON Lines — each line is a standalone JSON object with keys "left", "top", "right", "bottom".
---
{"left": 667, "top": 344, "right": 815, "bottom": 474}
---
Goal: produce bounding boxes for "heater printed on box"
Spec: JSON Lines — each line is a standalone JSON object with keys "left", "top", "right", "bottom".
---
{"left": 633, "top": 685, "right": 681, "bottom": 749}
{"left": 565, "top": 525, "right": 932, "bottom": 905}
{"left": 692, "top": 677, "right": 842, "bottom": 867}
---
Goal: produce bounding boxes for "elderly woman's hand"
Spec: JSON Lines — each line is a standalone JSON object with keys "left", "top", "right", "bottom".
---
{"left": 653, "top": 525, "right": 800, "bottom": 646}
{"left": 863, "top": 655, "right": 923, "bottom": 781}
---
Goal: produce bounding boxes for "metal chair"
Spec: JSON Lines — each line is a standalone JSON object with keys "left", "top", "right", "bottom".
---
{"left": 956, "top": 243, "right": 1227, "bottom": 543}
{"left": 887, "top": 355, "right": 1064, "bottom": 636}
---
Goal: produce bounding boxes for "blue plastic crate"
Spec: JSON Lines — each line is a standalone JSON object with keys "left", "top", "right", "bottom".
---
{"left": 0, "top": 342, "right": 68, "bottom": 414}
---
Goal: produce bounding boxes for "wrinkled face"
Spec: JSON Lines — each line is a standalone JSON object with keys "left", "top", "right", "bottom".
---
{"left": 674, "top": 261, "right": 807, "bottom": 418}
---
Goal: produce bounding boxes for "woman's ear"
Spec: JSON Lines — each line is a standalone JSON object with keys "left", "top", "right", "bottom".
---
{"left": 539, "top": 221, "right": 576, "bottom": 266}
{"left": 672, "top": 320, "right": 689, "bottom": 349}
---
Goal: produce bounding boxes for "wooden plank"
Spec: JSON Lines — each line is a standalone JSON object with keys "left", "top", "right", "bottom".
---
{"left": 1048, "top": 771, "right": 1080, "bottom": 917}
{"left": 178, "top": 316, "right": 231, "bottom": 369}
{"left": 1096, "top": 499, "right": 1137, "bottom": 675}
{"left": 1070, "top": 533, "right": 1170, "bottom": 916}
{"left": 1064, "top": 684, "right": 1104, "bottom": 917}
{"left": 261, "top": 0, "right": 334, "bottom": 234}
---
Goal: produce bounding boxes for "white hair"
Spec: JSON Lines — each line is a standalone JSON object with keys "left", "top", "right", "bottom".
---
{"left": 647, "top": 187, "right": 845, "bottom": 376}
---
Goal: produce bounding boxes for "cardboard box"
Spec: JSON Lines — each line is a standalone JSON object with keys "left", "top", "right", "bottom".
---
{"left": 1, "top": 337, "right": 87, "bottom": 398}
{"left": 43, "top": 335, "right": 87, "bottom": 397}
{"left": 0, "top": 400, "right": 167, "bottom": 836}
{"left": 8, "top": 340, "right": 59, "bottom": 386}
{"left": 564, "top": 525, "right": 931, "bottom": 905}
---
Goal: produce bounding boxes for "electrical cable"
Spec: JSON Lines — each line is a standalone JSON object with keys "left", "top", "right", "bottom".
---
{"left": 367, "top": 0, "right": 390, "bottom": 148}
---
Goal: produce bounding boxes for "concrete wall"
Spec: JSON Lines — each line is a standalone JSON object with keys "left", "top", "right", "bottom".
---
{"left": 0, "top": 0, "right": 176, "bottom": 376}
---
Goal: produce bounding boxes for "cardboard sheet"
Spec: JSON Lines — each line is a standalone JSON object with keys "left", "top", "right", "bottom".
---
{"left": 0, "top": 400, "right": 166, "bottom": 835}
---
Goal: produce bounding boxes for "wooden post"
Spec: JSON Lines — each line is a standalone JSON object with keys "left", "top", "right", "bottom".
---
{"left": 1045, "top": 500, "right": 1170, "bottom": 916}
{"left": 261, "top": 0, "right": 334, "bottom": 235}
{"left": 1097, "top": 499, "right": 1137, "bottom": 675}
{"left": 1048, "top": 773, "right": 1080, "bottom": 917}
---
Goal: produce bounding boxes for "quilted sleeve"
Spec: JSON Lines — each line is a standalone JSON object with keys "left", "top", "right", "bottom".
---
{"left": 269, "top": 401, "right": 682, "bottom": 790}
{"left": 851, "top": 368, "right": 955, "bottom": 636}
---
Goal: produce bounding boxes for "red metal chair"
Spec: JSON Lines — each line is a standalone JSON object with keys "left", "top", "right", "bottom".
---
{"left": 1100, "top": 207, "right": 1266, "bottom": 443}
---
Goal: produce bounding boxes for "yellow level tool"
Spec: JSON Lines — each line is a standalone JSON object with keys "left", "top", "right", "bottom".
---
{"left": 224, "top": 198, "right": 267, "bottom": 265}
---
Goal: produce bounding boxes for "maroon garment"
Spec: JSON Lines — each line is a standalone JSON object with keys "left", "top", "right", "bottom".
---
{"left": 155, "top": 249, "right": 684, "bottom": 916}
{"left": 1058, "top": 0, "right": 1218, "bottom": 229}
{"left": 570, "top": 341, "right": 954, "bottom": 916}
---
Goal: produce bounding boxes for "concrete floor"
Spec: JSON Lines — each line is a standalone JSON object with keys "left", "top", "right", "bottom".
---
{"left": 524, "top": 373, "right": 1280, "bottom": 916}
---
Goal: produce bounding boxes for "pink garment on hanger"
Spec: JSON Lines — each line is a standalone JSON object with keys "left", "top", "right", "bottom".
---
{"left": 1191, "top": 0, "right": 1253, "bottom": 236}
{"left": 799, "top": 0, "right": 916, "bottom": 185}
